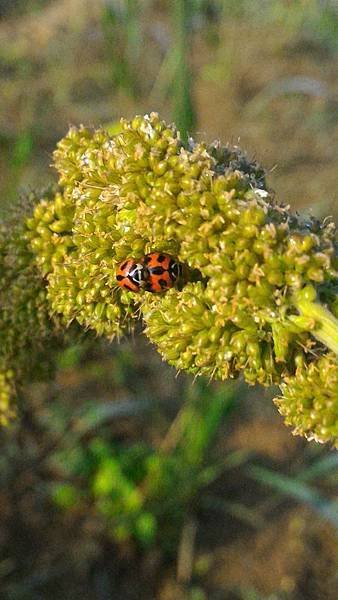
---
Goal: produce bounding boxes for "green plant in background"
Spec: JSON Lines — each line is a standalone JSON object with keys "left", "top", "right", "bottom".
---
{"left": 9, "top": 131, "right": 33, "bottom": 188}
{"left": 1, "top": 336, "right": 337, "bottom": 596}
{"left": 102, "top": 0, "right": 141, "bottom": 98}
{"left": 51, "top": 381, "right": 235, "bottom": 550}
{"left": 0, "top": 131, "right": 34, "bottom": 210}
{"left": 248, "top": 461, "right": 338, "bottom": 529}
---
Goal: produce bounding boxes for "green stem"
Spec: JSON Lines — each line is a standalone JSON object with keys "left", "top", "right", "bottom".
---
{"left": 171, "top": 0, "right": 196, "bottom": 140}
{"left": 293, "top": 294, "right": 338, "bottom": 355}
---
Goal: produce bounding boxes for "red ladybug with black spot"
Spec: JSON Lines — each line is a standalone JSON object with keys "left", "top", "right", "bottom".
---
{"left": 116, "top": 258, "right": 147, "bottom": 292}
{"left": 142, "top": 252, "right": 182, "bottom": 293}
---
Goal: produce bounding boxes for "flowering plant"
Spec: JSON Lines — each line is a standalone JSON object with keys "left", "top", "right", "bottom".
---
{"left": 1, "top": 113, "right": 337, "bottom": 445}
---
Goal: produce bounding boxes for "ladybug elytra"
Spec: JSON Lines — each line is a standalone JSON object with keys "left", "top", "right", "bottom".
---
{"left": 143, "top": 252, "right": 182, "bottom": 293}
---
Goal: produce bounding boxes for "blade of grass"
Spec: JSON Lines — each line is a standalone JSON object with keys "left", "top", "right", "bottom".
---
{"left": 160, "top": 381, "right": 237, "bottom": 461}
{"left": 248, "top": 465, "right": 338, "bottom": 528}
{"left": 296, "top": 452, "right": 338, "bottom": 482}
{"left": 196, "top": 448, "right": 252, "bottom": 486}
{"left": 202, "top": 494, "right": 266, "bottom": 529}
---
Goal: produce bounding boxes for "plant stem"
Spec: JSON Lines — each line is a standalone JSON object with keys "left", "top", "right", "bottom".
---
{"left": 293, "top": 296, "right": 338, "bottom": 354}
{"left": 171, "top": 0, "right": 196, "bottom": 140}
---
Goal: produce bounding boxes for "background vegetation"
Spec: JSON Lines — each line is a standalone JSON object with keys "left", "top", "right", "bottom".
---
{"left": 0, "top": 1, "right": 337, "bottom": 599}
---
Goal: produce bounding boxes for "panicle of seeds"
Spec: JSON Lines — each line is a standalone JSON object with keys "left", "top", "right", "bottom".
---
{"left": 25, "top": 190, "right": 75, "bottom": 276}
{"left": 0, "top": 191, "right": 61, "bottom": 421}
{"left": 275, "top": 352, "right": 338, "bottom": 447}
{"left": 8, "top": 113, "right": 338, "bottom": 445}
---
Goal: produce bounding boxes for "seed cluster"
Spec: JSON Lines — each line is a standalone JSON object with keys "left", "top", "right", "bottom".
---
{"left": 31, "top": 113, "right": 276, "bottom": 340}
{"left": 0, "top": 192, "right": 60, "bottom": 422}
{"left": 275, "top": 352, "right": 337, "bottom": 445}
{"left": 10, "top": 113, "right": 338, "bottom": 445}
{"left": 25, "top": 191, "right": 74, "bottom": 277}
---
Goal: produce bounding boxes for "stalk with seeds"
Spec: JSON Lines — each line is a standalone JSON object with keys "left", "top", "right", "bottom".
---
{"left": 1, "top": 113, "right": 337, "bottom": 446}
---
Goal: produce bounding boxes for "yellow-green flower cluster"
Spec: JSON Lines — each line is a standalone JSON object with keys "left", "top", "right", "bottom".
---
{"left": 29, "top": 114, "right": 271, "bottom": 339}
{"left": 275, "top": 352, "right": 338, "bottom": 447}
{"left": 25, "top": 191, "right": 74, "bottom": 276}
{"left": 0, "top": 192, "right": 60, "bottom": 421}
{"left": 23, "top": 113, "right": 338, "bottom": 444}
{"left": 142, "top": 176, "right": 336, "bottom": 387}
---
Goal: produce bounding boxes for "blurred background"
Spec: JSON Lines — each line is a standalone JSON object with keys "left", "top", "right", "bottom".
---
{"left": 0, "top": 1, "right": 337, "bottom": 599}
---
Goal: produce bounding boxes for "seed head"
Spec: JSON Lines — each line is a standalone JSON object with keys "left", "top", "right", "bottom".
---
{"left": 0, "top": 190, "right": 60, "bottom": 419}
{"left": 21, "top": 113, "right": 338, "bottom": 444}
{"left": 275, "top": 352, "right": 338, "bottom": 447}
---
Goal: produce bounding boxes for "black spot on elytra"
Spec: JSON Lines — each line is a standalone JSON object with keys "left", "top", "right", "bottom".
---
{"left": 159, "top": 278, "right": 167, "bottom": 288}
{"left": 151, "top": 266, "right": 165, "bottom": 275}
{"left": 157, "top": 254, "right": 166, "bottom": 263}
{"left": 116, "top": 275, "right": 124, "bottom": 281}
{"left": 120, "top": 261, "right": 128, "bottom": 271}
{"left": 143, "top": 256, "right": 151, "bottom": 265}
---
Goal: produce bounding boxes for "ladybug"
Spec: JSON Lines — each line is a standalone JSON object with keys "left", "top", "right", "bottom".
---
{"left": 142, "top": 252, "right": 182, "bottom": 293}
{"left": 116, "top": 258, "right": 147, "bottom": 292}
